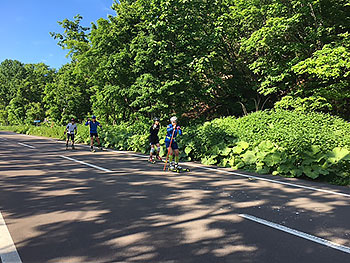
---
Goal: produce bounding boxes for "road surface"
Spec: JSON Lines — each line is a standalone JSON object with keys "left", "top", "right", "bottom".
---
{"left": 0, "top": 131, "right": 349, "bottom": 263}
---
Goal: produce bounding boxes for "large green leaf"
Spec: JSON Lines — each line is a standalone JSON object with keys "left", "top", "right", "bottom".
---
{"left": 184, "top": 146, "right": 193, "bottom": 155}
{"left": 256, "top": 162, "right": 269, "bottom": 174}
{"left": 256, "top": 150, "right": 270, "bottom": 160}
{"left": 258, "top": 140, "right": 274, "bottom": 151}
{"left": 232, "top": 161, "right": 245, "bottom": 169}
{"left": 327, "top": 147, "right": 350, "bottom": 164}
{"left": 211, "top": 145, "right": 221, "bottom": 155}
{"left": 201, "top": 156, "right": 217, "bottom": 165}
{"left": 219, "top": 158, "right": 230, "bottom": 167}
{"left": 302, "top": 166, "right": 319, "bottom": 179}
{"left": 242, "top": 150, "right": 256, "bottom": 164}
{"left": 264, "top": 152, "right": 282, "bottom": 167}
{"left": 220, "top": 147, "right": 232, "bottom": 157}
{"left": 232, "top": 141, "right": 250, "bottom": 154}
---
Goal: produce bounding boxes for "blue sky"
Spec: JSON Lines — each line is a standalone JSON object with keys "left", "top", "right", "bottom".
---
{"left": 0, "top": 0, "right": 116, "bottom": 69}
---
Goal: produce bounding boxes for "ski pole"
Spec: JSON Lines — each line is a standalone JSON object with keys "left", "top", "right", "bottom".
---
{"left": 163, "top": 127, "right": 176, "bottom": 171}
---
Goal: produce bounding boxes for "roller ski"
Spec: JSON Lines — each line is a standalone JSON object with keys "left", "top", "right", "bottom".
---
{"left": 148, "top": 156, "right": 156, "bottom": 164}
{"left": 168, "top": 163, "right": 190, "bottom": 173}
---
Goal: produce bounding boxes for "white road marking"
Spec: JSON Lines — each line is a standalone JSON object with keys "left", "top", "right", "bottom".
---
{"left": 109, "top": 151, "right": 350, "bottom": 198}
{"left": 239, "top": 213, "right": 350, "bottom": 254}
{"left": 17, "top": 142, "right": 35, "bottom": 149}
{"left": 183, "top": 163, "right": 350, "bottom": 198}
{"left": 15, "top": 136, "right": 350, "bottom": 198}
{"left": 0, "top": 212, "right": 22, "bottom": 263}
{"left": 59, "top": 155, "right": 113, "bottom": 173}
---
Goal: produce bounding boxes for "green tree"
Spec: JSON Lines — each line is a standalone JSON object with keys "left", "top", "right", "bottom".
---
{"left": 0, "top": 60, "right": 54, "bottom": 124}
{"left": 43, "top": 64, "right": 91, "bottom": 124}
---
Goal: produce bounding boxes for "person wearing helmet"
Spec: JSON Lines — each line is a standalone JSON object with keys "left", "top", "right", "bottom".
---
{"left": 64, "top": 118, "right": 77, "bottom": 150}
{"left": 85, "top": 115, "right": 103, "bottom": 152}
{"left": 149, "top": 117, "right": 162, "bottom": 163}
{"left": 165, "top": 116, "right": 183, "bottom": 170}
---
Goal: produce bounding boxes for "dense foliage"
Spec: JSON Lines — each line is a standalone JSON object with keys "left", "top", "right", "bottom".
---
{"left": 181, "top": 110, "right": 350, "bottom": 185}
{"left": 1, "top": 0, "right": 350, "bottom": 125}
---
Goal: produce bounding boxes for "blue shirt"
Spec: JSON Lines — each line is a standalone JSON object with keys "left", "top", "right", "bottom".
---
{"left": 85, "top": 120, "right": 101, "bottom": 133}
{"left": 165, "top": 124, "right": 182, "bottom": 143}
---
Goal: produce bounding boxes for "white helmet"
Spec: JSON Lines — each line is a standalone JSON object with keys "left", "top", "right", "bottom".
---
{"left": 170, "top": 116, "right": 177, "bottom": 123}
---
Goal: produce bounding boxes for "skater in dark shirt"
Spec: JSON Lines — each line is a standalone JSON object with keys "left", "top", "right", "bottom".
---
{"left": 149, "top": 117, "right": 162, "bottom": 163}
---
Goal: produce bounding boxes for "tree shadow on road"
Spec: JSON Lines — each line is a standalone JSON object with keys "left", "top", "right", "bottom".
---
{"left": 0, "top": 139, "right": 350, "bottom": 263}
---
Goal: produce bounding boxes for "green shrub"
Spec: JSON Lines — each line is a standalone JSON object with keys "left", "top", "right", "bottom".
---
{"left": 274, "top": 96, "right": 333, "bottom": 113}
{"left": 180, "top": 110, "right": 350, "bottom": 185}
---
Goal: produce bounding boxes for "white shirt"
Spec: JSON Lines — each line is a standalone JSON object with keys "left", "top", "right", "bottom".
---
{"left": 66, "top": 123, "right": 77, "bottom": 134}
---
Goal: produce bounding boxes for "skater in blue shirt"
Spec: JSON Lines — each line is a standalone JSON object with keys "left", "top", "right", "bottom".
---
{"left": 165, "top": 116, "right": 183, "bottom": 170}
{"left": 85, "top": 115, "right": 102, "bottom": 152}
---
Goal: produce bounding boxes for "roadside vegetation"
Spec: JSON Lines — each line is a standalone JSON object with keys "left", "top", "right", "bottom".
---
{"left": 2, "top": 109, "right": 350, "bottom": 185}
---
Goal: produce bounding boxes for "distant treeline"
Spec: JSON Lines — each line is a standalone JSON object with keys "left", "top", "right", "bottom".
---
{"left": 1, "top": 0, "right": 349, "bottom": 125}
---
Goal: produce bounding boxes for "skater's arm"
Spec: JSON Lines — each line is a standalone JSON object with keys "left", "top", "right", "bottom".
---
{"left": 176, "top": 126, "right": 182, "bottom": 136}
{"left": 167, "top": 125, "right": 173, "bottom": 133}
{"left": 84, "top": 120, "right": 90, "bottom": 126}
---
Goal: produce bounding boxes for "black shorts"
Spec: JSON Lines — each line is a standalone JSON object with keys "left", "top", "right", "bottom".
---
{"left": 149, "top": 136, "right": 159, "bottom": 145}
{"left": 67, "top": 133, "right": 75, "bottom": 140}
{"left": 90, "top": 133, "right": 98, "bottom": 138}
{"left": 165, "top": 141, "right": 179, "bottom": 150}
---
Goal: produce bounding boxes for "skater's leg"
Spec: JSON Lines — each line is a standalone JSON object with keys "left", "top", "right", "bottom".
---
{"left": 168, "top": 147, "right": 173, "bottom": 162}
{"left": 96, "top": 137, "right": 102, "bottom": 149}
{"left": 66, "top": 135, "right": 69, "bottom": 149}
{"left": 168, "top": 147, "right": 176, "bottom": 169}
{"left": 174, "top": 149, "right": 180, "bottom": 168}
{"left": 149, "top": 144, "right": 155, "bottom": 162}
{"left": 155, "top": 143, "right": 162, "bottom": 160}
{"left": 90, "top": 136, "right": 94, "bottom": 151}
{"left": 71, "top": 134, "right": 75, "bottom": 149}
{"left": 174, "top": 149, "right": 179, "bottom": 159}
{"left": 150, "top": 145, "right": 155, "bottom": 156}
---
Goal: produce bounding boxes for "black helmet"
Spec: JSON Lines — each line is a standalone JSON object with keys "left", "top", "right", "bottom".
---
{"left": 153, "top": 117, "right": 160, "bottom": 121}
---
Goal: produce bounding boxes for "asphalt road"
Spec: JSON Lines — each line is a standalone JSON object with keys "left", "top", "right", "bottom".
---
{"left": 0, "top": 131, "right": 350, "bottom": 263}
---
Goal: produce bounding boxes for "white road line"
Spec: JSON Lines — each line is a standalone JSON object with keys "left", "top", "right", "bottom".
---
{"left": 19, "top": 137, "right": 350, "bottom": 198}
{"left": 59, "top": 155, "right": 113, "bottom": 173}
{"left": 0, "top": 212, "right": 22, "bottom": 263}
{"left": 183, "top": 163, "right": 350, "bottom": 198}
{"left": 110, "top": 151, "right": 350, "bottom": 198}
{"left": 17, "top": 142, "right": 35, "bottom": 149}
{"left": 239, "top": 213, "right": 350, "bottom": 254}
